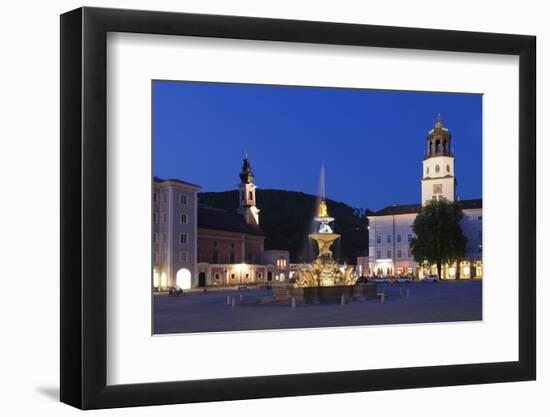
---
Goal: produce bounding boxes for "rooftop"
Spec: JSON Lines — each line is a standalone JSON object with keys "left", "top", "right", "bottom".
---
{"left": 154, "top": 176, "right": 202, "bottom": 189}
{"left": 198, "top": 204, "right": 264, "bottom": 236}
{"left": 370, "top": 198, "right": 482, "bottom": 216}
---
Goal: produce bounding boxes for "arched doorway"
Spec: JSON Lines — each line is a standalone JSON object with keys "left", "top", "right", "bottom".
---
{"left": 267, "top": 271, "right": 273, "bottom": 281}
{"left": 198, "top": 272, "right": 206, "bottom": 287}
{"left": 176, "top": 268, "right": 192, "bottom": 290}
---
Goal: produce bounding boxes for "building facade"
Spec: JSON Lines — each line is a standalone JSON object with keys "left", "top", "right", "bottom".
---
{"left": 152, "top": 178, "right": 201, "bottom": 290}
{"left": 366, "top": 116, "right": 483, "bottom": 279}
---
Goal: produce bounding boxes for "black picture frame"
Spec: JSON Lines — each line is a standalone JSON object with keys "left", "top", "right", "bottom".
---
{"left": 60, "top": 6, "right": 536, "bottom": 410}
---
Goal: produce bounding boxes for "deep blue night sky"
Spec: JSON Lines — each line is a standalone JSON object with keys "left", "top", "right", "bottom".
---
{"left": 153, "top": 81, "right": 482, "bottom": 211}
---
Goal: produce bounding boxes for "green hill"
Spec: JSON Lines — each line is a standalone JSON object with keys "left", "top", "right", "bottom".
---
{"left": 198, "top": 189, "right": 371, "bottom": 264}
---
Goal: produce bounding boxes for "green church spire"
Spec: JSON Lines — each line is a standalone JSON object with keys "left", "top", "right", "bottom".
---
{"left": 239, "top": 155, "right": 254, "bottom": 184}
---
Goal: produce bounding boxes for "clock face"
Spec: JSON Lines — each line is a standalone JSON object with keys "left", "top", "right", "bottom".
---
{"left": 435, "top": 164, "right": 440, "bottom": 173}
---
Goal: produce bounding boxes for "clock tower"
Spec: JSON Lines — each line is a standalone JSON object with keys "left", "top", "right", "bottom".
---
{"left": 421, "top": 114, "right": 457, "bottom": 204}
{"left": 237, "top": 154, "right": 260, "bottom": 225}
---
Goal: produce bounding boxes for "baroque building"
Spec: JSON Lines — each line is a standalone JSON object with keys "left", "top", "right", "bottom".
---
{"left": 152, "top": 156, "right": 289, "bottom": 290}
{"left": 365, "top": 115, "right": 483, "bottom": 279}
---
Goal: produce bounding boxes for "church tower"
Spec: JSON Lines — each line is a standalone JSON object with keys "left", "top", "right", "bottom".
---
{"left": 421, "top": 114, "right": 457, "bottom": 204}
{"left": 237, "top": 155, "right": 260, "bottom": 225}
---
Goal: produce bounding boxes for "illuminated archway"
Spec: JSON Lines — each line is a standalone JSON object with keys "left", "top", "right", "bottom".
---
{"left": 153, "top": 269, "right": 160, "bottom": 289}
{"left": 160, "top": 272, "right": 168, "bottom": 289}
{"left": 176, "top": 268, "right": 192, "bottom": 290}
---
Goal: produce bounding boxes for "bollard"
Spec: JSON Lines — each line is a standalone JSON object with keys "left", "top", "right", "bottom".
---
{"left": 291, "top": 297, "right": 296, "bottom": 309}
{"left": 399, "top": 288, "right": 403, "bottom": 296}
{"left": 406, "top": 289, "right": 410, "bottom": 297}
{"left": 340, "top": 294, "right": 346, "bottom": 306}
{"left": 378, "top": 293, "right": 385, "bottom": 303}
{"left": 231, "top": 297, "right": 236, "bottom": 307}
{"left": 239, "top": 293, "right": 244, "bottom": 301}
{"left": 226, "top": 295, "right": 231, "bottom": 305}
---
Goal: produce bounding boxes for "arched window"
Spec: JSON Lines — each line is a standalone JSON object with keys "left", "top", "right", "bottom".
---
{"left": 443, "top": 140, "right": 448, "bottom": 153}
{"left": 435, "top": 140, "right": 441, "bottom": 154}
{"left": 248, "top": 191, "right": 253, "bottom": 200}
{"left": 429, "top": 141, "right": 433, "bottom": 156}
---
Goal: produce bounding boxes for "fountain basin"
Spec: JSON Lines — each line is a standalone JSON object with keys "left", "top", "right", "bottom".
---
{"left": 272, "top": 283, "right": 378, "bottom": 304}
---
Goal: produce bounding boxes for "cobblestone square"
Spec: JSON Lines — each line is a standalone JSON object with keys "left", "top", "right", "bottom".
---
{"left": 153, "top": 280, "right": 482, "bottom": 334}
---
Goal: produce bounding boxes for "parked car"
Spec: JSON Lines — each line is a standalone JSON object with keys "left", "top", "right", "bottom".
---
{"left": 422, "top": 274, "right": 439, "bottom": 283}
{"left": 396, "top": 276, "right": 412, "bottom": 283}
{"left": 168, "top": 287, "right": 184, "bottom": 296}
{"left": 373, "top": 276, "right": 390, "bottom": 283}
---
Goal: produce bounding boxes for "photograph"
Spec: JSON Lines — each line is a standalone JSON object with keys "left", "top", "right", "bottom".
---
{"left": 151, "top": 80, "right": 483, "bottom": 334}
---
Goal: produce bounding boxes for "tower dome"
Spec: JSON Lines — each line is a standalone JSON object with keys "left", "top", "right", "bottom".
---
{"left": 239, "top": 155, "right": 254, "bottom": 184}
{"left": 426, "top": 113, "right": 452, "bottom": 158}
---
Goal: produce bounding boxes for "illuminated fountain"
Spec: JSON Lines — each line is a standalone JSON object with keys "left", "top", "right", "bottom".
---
{"left": 271, "top": 165, "right": 376, "bottom": 304}
{"left": 294, "top": 199, "right": 357, "bottom": 287}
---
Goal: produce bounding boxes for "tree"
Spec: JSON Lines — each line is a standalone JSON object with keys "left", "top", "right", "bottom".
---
{"left": 410, "top": 199, "right": 467, "bottom": 279}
